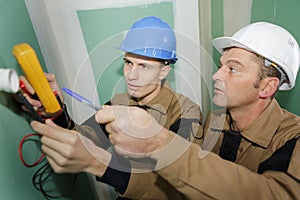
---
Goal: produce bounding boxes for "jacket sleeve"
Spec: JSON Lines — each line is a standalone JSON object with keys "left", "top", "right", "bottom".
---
{"left": 74, "top": 116, "right": 184, "bottom": 199}
{"left": 75, "top": 114, "right": 111, "bottom": 149}
{"left": 121, "top": 172, "right": 184, "bottom": 200}
{"left": 155, "top": 136, "right": 300, "bottom": 200}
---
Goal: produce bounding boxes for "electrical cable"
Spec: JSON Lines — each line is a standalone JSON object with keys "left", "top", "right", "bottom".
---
{"left": 18, "top": 104, "right": 76, "bottom": 199}
{"left": 32, "top": 162, "right": 77, "bottom": 199}
{"left": 18, "top": 133, "right": 45, "bottom": 167}
{"left": 19, "top": 133, "right": 78, "bottom": 199}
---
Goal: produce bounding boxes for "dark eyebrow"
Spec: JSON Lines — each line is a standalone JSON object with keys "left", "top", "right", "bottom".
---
{"left": 226, "top": 60, "right": 243, "bottom": 67}
{"left": 123, "top": 57, "right": 155, "bottom": 69}
{"left": 123, "top": 57, "right": 131, "bottom": 63}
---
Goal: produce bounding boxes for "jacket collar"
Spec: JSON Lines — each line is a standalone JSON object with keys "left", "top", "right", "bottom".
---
{"left": 210, "top": 99, "right": 283, "bottom": 148}
{"left": 242, "top": 99, "right": 282, "bottom": 148}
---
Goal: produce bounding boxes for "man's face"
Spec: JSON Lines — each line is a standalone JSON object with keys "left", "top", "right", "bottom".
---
{"left": 212, "top": 48, "right": 261, "bottom": 109}
{"left": 123, "top": 53, "right": 170, "bottom": 104}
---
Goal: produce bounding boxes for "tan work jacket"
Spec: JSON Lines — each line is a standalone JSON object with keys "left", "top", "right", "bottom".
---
{"left": 124, "top": 99, "right": 300, "bottom": 199}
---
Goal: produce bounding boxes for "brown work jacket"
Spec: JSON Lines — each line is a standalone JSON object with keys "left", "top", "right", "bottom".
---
{"left": 123, "top": 99, "right": 300, "bottom": 199}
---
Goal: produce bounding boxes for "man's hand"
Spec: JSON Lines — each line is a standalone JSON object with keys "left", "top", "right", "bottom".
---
{"left": 18, "top": 73, "right": 63, "bottom": 116}
{"left": 31, "top": 119, "right": 111, "bottom": 177}
{"left": 95, "top": 105, "right": 173, "bottom": 158}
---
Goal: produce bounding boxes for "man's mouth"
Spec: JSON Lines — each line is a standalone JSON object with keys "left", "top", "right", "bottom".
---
{"left": 127, "top": 83, "right": 141, "bottom": 90}
{"left": 214, "top": 84, "right": 225, "bottom": 94}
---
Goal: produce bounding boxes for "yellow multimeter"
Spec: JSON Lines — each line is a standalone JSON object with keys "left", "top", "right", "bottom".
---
{"left": 13, "top": 43, "right": 61, "bottom": 114}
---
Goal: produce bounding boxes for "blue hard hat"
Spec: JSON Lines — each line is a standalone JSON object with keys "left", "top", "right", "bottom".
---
{"left": 119, "top": 16, "right": 178, "bottom": 64}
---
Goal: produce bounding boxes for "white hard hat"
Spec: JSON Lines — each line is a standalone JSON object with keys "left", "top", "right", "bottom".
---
{"left": 212, "top": 22, "right": 300, "bottom": 90}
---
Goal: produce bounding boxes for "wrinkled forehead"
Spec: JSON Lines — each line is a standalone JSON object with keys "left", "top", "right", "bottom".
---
{"left": 222, "top": 47, "right": 259, "bottom": 63}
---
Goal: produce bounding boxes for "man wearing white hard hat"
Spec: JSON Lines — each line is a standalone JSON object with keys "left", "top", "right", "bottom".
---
{"left": 32, "top": 21, "right": 300, "bottom": 199}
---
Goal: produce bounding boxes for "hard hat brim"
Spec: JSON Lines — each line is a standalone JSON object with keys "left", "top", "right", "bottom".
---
{"left": 212, "top": 36, "right": 257, "bottom": 55}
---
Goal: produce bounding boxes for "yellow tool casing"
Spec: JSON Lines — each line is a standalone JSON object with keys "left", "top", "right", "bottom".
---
{"left": 13, "top": 43, "right": 61, "bottom": 114}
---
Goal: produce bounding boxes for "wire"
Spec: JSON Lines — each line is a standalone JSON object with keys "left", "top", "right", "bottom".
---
{"left": 18, "top": 133, "right": 45, "bottom": 167}
{"left": 19, "top": 133, "right": 78, "bottom": 199}
{"left": 32, "top": 162, "right": 53, "bottom": 200}
{"left": 32, "top": 162, "right": 77, "bottom": 199}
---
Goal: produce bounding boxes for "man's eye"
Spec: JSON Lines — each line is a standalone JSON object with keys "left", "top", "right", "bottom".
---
{"left": 124, "top": 60, "right": 132, "bottom": 65}
{"left": 142, "top": 65, "right": 149, "bottom": 70}
{"left": 230, "top": 68, "right": 237, "bottom": 73}
{"left": 138, "top": 64, "right": 150, "bottom": 70}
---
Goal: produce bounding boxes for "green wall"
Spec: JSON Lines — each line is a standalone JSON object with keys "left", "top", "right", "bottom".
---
{"left": 211, "top": 0, "right": 300, "bottom": 115}
{"left": 0, "top": 0, "right": 94, "bottom": 199}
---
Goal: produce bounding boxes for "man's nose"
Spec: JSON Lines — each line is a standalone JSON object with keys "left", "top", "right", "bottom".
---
{"left": 127, "top": 66, "right": 139, "bottom": 80}
{"left": 212, "top": 67, "right": 225, "bottom": 81}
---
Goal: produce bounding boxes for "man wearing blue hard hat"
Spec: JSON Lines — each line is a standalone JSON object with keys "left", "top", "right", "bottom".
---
{"left": 78, "top": 16, "right": 202, "bottom": 198}
{"left": 24, "top": 16, "right": 202, "bottom": 199}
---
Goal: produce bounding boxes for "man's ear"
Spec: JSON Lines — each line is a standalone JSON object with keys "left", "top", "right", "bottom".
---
{"left": 159, "top": 65, "right": 171, "bottom": 80}
{"left": 259, "top": 77, "right": 280, "bottom": 98}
